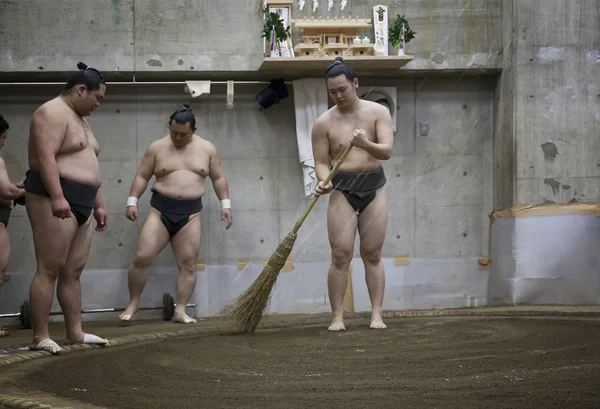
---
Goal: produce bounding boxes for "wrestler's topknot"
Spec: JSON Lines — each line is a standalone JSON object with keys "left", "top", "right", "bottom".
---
{"left": 0, "top": 115, "right": 8, "bottom": 134}
{"left": 169, "top": 103, "right": 196, "bottom": 130}
{"left": 325, "top": 56, "right": 356, "bottom": 82}
{"left": 62, "top": 61, "right": 105, "bottom": 94}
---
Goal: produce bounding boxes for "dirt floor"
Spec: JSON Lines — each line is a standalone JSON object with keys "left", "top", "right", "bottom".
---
{"left": 2, "top": 313, "right": 600, "bottom": 409}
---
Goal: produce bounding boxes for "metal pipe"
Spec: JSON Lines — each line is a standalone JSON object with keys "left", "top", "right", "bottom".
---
{"left": 0, "top": 80, "right": 293, "bottom": 86}
{"left": 0, "top": 303, "right": 195, "bottom": 319}
{"left": 68, "top": 303, "right": 195, "bottom": 314}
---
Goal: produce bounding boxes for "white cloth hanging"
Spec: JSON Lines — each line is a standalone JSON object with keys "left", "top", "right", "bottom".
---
{"left": 184, "top": 81, "right": 211, "bottom": 97}
{"left": 292, "top": 78, "right": 329, "bottom": 197}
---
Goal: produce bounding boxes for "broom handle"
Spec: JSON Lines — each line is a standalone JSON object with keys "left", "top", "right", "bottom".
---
{"left": 291, "top": 143, "right": 353, "bottom": 234}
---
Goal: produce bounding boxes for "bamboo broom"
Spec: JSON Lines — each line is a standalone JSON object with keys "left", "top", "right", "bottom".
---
{"left": 219, "top": 143, "right": 354, "bottom": 334}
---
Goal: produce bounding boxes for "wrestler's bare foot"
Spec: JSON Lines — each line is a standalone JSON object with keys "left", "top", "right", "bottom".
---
{"left": 65, "top": 332, "right": 108, "bottom": 346}
{"left": 29, "top": 338, "right": 63, "bottom": 354}
{"left": 119, "top": 302, "right": 139, "bottom": 321}
{"left": 328, "top": 316, "right": 346, "bottom": 331}
{"left": 173, "top": 311, "right": 197, "bottom": 324}
{"left": 369, "top": 312, "right": 387, "bottom": 329}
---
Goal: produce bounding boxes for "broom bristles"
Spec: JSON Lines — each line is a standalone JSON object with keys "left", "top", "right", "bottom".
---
{"left": 219, "top": 231, "right": 297, "bottom": 334}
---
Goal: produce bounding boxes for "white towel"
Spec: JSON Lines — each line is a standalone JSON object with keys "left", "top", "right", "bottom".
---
{"left": 185, "top": 81, "right": 211, "bottom": 97}
{"left": 293, "top": 78, "right": 329, "bottom": 197}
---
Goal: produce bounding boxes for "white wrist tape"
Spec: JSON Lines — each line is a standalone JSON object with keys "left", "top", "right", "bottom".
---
{"left": 126, "top": 196, "right": 138, "bottom": 207}
{"left": 221, "top": 199, "right": 231, "bottom": 209}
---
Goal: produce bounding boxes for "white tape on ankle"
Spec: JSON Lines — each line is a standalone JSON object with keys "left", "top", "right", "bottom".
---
{"left": 127, "top": 196, "right": 138, "bottom": 207}
{"left": 221, "top": 199, "right": 231, "bottom": 209}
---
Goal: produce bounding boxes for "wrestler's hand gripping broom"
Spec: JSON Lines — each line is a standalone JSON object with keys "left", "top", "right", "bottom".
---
{"left": 220, "top": 144, "right": 354, "bottom": 334}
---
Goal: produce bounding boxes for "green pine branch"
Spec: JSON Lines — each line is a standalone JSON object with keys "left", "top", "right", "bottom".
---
{"left": 388, "top": 14, "right": 416, "bottom": 48}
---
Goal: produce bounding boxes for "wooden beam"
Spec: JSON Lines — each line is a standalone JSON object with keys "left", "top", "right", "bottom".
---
{"left": 259, "top": 55, "right": 414, "bottom": 72}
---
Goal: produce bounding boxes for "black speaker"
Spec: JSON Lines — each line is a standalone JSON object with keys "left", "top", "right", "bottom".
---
{"left": 255, "top": 78, "right": 289, "bottom": 110}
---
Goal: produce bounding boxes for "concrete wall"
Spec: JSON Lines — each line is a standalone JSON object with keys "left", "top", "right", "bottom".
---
{"left": 0, "top": 0, "right": 598, "bottom": 323}
{"left": 509, "top": 0, "right": 600, "bottom": 205}
{"left": 0, "top": 75, "right": 495, "bottom": 321}
{"left": 0, "top": 0, "right": 503, "bottom": 73}
{"left": 492, "top": 0, "right": 516, "bottom": 210}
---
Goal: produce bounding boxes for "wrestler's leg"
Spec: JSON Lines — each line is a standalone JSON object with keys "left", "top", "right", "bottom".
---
{"left": 120, "top": 209, "right": 171, "bottom": 320}
{"left": 26, "top": 192, "right": 77, "bottom": 353}
{"left": 59, "top": 216, "right": 107, "bottom": 345}
{"left": 0, "top": 223, "right": 9, "bottom": 289}
{"left": 326, "top": 190, "right": 358, "bottom": 331}
{"left": 170, "top": 212, "right": 201, "bottom": 324}
{"left": 357, "top": 188, "right": 388, "bottom": 329}
{"left": 0, "top": 224, "right": 10, "bottom": 336}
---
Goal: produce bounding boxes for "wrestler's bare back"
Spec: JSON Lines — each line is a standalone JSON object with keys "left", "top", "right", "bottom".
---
{"left": 28, "top": 97, "right": 101, "bottom": 188}
{"left": 149, "top": 135, "right": 213, "bottom": 200}
{"left": 318, "top": 99, "right": 387, "bottom": 173}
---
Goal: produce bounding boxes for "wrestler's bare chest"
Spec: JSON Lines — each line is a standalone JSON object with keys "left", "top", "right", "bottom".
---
{"left": 154, "top": 146, "right": 210, "bottom": 178}
{"left": 59, "top": 118, "right": 98, "bottom": 156}
{"left": 328, "top": 116, "right": 377, "bottom": 147}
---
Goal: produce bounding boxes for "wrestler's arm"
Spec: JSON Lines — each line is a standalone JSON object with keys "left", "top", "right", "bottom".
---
{"left": 207, "top": 143, "right": 230, "bottom": 201}
{"left": 30, "top": 107, "right": 67, "bottom": 199}
{"left": 361, "top": 105, "right": 394, "bottom": 160}
{"left": 0, "top": 157, "right": 24, "bottom": 200}
{"left": 128, "top": 143, "right": 156, "bottom": 199}
{"left": 311, "top": 117, "right": 331, "bottom": 182}
{"left": 92, "top": 139, "right": 105, "bottom": 210}
{"left": 93, "top": 191, "right": 105, "bottom": 210}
